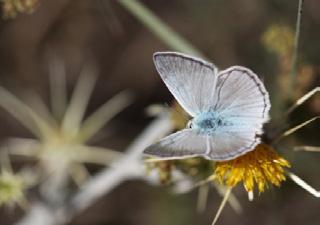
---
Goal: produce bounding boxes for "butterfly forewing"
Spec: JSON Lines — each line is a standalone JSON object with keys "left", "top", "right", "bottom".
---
{"left": 153, "top": 52, "right": 218, "bottom": 117}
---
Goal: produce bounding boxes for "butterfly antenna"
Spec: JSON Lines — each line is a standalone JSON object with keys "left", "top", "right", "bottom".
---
{"left": 211, "top": 187, "right": 232, "bottom": 225}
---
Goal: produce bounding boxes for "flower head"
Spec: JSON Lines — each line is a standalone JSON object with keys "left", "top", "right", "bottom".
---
{"left": 214, "top": 143, "right": 290, "bottom": 193}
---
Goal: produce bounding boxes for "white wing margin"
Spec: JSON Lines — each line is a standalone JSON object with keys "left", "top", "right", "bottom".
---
{"left": 213, "top": 66, "right": 270, "bottom": 134}
{"left": 144, "top": 129, "right": 209, "bottom": 160}
{"left": 154, "top": 52, "right": 218, "bottom": 117}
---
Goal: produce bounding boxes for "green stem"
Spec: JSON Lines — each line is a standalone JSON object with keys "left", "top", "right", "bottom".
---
{"left": 118, "top": 0, "right": 203, "bottom": 57}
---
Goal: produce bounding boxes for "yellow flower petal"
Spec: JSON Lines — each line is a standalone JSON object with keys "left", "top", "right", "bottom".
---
{"left": 214, "top": 143, "right": 290, "bottom": 193}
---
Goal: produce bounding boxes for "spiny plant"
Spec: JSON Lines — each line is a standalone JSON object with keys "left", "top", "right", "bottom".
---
{"left": 0, "top": 58, "right": 132, "bottom": 206}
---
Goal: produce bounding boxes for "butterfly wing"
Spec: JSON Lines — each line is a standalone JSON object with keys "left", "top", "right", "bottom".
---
{"left": 213, "top": 66, "right": 270, "bottom": 134}
{"left": 206, "top": 129, "right": 260, "bottom": 161}
{"left": 201, "top": 66, "right": 270, "bottom": 160}
{"left": 153, "top": 52, "right": 218, "bottom": 117}
{"left": 144, "top": 129, "right": 210, "bottom": 160}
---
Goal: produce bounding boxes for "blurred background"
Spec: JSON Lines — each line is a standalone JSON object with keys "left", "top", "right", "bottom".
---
{"left": 0, "top": 0, "right": 319, "bottom": 225}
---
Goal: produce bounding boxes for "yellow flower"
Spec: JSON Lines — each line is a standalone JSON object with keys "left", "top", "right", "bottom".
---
{"left": 214, "top": 143, "right": 290, "bottom": 193}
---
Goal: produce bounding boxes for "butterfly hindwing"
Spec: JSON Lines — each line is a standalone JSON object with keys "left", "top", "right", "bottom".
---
{"left": 200, "top": 66, "right": 270, "bottom": 160}
{"left": 206, "top": 130, "right": 260, "bottom": 160}
{"left": 144, "top": 129, "right": 209, "bottom": 160}
{"left": 144, "top": 128, "right": 260, "bottom": 161}
{"left": 213, "top": 66, "right": 270, "bottom": 134}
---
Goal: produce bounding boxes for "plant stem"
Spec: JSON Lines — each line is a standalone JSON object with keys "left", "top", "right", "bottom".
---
{"left": 118, "top": 0, "right": 203, "bottom": 57}
{"left": 290, "top": 0, "right": 304, "bottom": 98}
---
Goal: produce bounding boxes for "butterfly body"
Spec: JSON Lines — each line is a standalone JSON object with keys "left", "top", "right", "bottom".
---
{"left": 192, "top": 111, "right": 226, "bottom": 135}
{"left": 144, "top": 52, "right": 270, "bottom": 161}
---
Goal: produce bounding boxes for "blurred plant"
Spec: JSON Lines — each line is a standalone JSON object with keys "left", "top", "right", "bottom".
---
{"left": 263, "top": 23, "right": 315, "bottom": 99}
{"left": 262, "top": 24, "right": 294, "bottom": 58}
{"left": 0, "top": 169, "right": 27, "bottom": 208}
{"left": 261, "top": 1, "right": 314, "bottom": 105}
{"left": 0, "top": 152, "right": 36, "bottom": 209}
{"left": 0, "top": 168, "right": 35, "bottom": 209}
{"left": 0, "top": 59, "right": 132, "bottom": 207}
{"left": 1, "top": 0, "right": 39, "bottom": 19}
{"left": 14, "top": 105, "right": 172, "bottom": 225}
{"left": 294, "top": 145, "right": 320, "bottom": 152}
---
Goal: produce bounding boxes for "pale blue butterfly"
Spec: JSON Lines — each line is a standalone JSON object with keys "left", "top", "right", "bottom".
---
{"left": 144, "top": 52, "right": 270, "bottom": 161}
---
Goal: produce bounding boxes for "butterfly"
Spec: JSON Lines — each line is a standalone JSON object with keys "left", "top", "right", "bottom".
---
{"left": 144, "top": 52, "right": 271, "bottom": 161}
